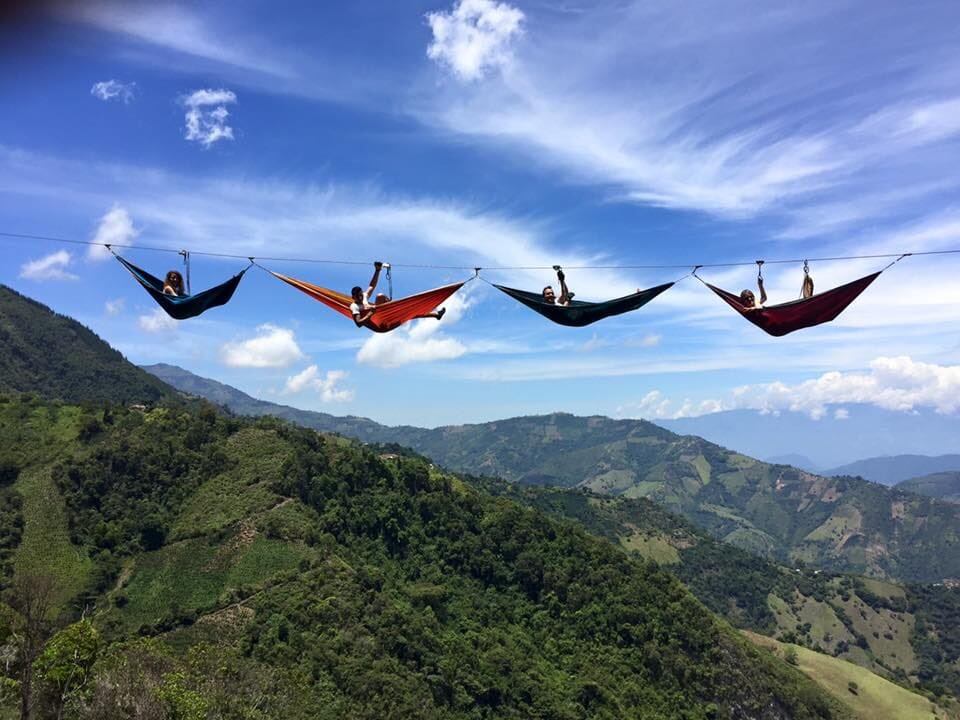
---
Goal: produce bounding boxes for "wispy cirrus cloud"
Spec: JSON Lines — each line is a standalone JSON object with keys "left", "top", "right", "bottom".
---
{"left": 61, "top": 2, "right": 292, "bottom": 78}
{"left": 418, "top": 0, "right": 960, "bottom": 227}
{"left": 90, "top": 79, "right": 136, "bottom": 103}
{"left": 19, "top": 250, "right": 77, "bottom": 280}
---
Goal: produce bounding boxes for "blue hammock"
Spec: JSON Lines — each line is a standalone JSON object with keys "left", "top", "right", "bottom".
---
{"left": 114, "top": 254, "right": 248, "bottom": 320}
{"left": 493, "top": 282, "right": 674, "bottom": 327}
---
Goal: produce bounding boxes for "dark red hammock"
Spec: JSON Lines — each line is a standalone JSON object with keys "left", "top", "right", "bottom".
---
{"left": 700, "top": 272, "right": 881, "bottom": 337}
{"left": 268, "top": 270, "right": 464, "bottom": 333}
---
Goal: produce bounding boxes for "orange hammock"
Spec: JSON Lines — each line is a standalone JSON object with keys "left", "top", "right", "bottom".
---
{"left": 268, "top": 270, "right": 465, "bottom": 333}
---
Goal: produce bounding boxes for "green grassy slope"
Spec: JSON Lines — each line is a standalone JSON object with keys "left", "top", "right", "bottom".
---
{"left": 744, "top": 632, "right": 952, "bottom": 720}
{"left": 0, "top": 397, "right": 851, "bottom": 719}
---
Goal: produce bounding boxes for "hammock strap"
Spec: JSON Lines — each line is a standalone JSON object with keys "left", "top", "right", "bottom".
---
{"left": 179, "top": 250, "right": 191, "bottom": 295}
{"left": 882, "top": 252, "right": 911, "bottom": 271}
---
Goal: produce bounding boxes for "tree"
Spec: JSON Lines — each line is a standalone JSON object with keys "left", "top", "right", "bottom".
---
{"left": 5, "top": 573, "right": 57, "bottom": 720}
{"left": 33, "top": 619, "right": 100, "bottom": 720}
{"left": 783, "top": 646, "right": 798, "bottom": 666}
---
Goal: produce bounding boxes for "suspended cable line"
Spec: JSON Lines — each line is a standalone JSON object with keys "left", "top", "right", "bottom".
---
{"left": 3, "top": 229, "right": 960, "bottom": 272}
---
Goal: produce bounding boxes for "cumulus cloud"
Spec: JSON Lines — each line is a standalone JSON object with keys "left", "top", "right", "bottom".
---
{"left": 182, "top": 88, "right": 236, "bottom": 147}
{"left": 221, "top": 324, "right": 305, "bottom": 368}
{"left": 736, "top": 356, "right": 960, "bottom": 418}
{"left": 356, "top": 288, "right": 472, "bottom": 368}
{"left": 90, "top": 79, "right": 136, "bottom": 103}
{"left": 426, "top": 0, "right": 524, "bottom": 81}
{"left": 138, "top": 308, "right": 178, "bottom": 333}
{"left": 19, "top": 250, "right": 77, "bottom": 281}
{"left": 283, "top": 366, "right": 354, "bottom": 402}
{"left": 105, "top": 298, "right": 125, "bottom": 316}
{"left": 621, "top": 356, "right": 960, "bottom": 420}
{"left": 89, "top": 205, "right": 138, "bottom": 261}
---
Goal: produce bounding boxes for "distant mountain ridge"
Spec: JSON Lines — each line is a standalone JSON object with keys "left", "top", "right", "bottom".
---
{"left": 896, "top": 472, "right": 960, "bottom": 504}
{"left": 0, "top": 284, "right": 171, "bottom": 404}
{"left": 825, "top": 454, "right": 960, "bottom": 486}
{"left": 147, "top": 363, "right": 960, "bottom": 583}
{"left": 661, "top": 407, "right": 960, "bottom": 468}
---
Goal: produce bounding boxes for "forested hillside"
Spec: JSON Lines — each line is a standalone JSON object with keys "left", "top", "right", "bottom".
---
{"left": 476, "top": 479, "right": 960, "bottom": 704}
{"left": 0, "top": 395, "right": 848, "bottom": 719}
{"left": 144, "top": 364, "right": 960, "bottom": 586}
{"left": 0, "top": 285, "right": 171, "bottom": 404}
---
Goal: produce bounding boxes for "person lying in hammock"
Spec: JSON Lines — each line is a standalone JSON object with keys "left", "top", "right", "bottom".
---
{"left": 739, "top": 275, "right": 767, "bottom": 311}
{"left": 542, "top": 266, "right": 575, "bottom": 306}
{"left": 163, "top": 270, "right": 186, "bottom": 297}
{"left": 350, "top": 261, "right": 446, "bottom": 327}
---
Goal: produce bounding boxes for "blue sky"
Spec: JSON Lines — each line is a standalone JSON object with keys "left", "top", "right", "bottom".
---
{"left": 2, "top": 0, "right": 959, "bottom": 427}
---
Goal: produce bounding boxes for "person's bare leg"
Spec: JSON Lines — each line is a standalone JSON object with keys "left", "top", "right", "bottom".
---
{"left": 414, "top": 308, "right": 446, "bottom": 320}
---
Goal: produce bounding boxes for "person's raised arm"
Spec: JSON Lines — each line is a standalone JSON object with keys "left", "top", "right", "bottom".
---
{"left": 757, "top": 276, "right": 768, "bottom": 306}
{"left": 366, "top": 261, "right": 383, "bottom": 296}
{"left": 555, "top": 266, "right": 572, "bottom": 304}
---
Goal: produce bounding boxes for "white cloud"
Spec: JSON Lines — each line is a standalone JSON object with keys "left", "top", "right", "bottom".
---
{"left": 89, "top": 204, "right": 138, "bottom": 261}
{"left": 105, "top": 298, "right": 125, "bottom": 316}
{"left": 138, "top": 308, "right": 178, "bottom": 333}
{"left": 737, "top": 356, "right": 960, "bottom": 418}
{"left": 221, "top": 324, "right": 305, "bottom": 368}
{"left": 619, "top": 391, "right": 725, "bottom": 421}
{"left": 63, "top": 2, "right": 291, "bottom": 78}
{"left": 183, "top": 88, "right": 237, "bottom": 147}
{"left": 19, "top": 250, "right": 77, "bottom": 281}
{"left": 620, "top": 356, "right": 960, "bottom": 421}
{"left": 283, "top": 365, "right": 354, "bottom": 402}
{"left": 417, "top": 3, "right": 960, "bottom": 221}
{"left": 426, "top": 0, "right": 524, "bottom": 81}
{"left": 0, "top": 145, "right": 648, "bottom": 301}
{"left": 90, "top": 79, "right": 136, "bottom": 103}
{"left": 356, "top": 288, "right": 473, "bottom": 368}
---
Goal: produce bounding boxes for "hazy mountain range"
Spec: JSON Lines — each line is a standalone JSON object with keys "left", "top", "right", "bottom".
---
{"left": 661, "top": 407, "right": 960, "bottom": 468}
{"left": 825, "top": 455, "right": 960, "bottom": 486}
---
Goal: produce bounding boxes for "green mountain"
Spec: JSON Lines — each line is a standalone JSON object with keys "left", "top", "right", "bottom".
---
{"left": 140, "top": 365, "right": 960, "bottom": 586}
{"left": 826, "top": 456, "right": 960, "bottom": 487}
{"left": 485, "top": 480, "right": 960, "bottom": 703}
{"left": 897, "top": 472, "right": 960, "bottom": 504}
{"left": 0, "top": 395, "right": 850, "bottom": 719}
{"left": 0, "top": 284, "right": 171, "bottom": 405}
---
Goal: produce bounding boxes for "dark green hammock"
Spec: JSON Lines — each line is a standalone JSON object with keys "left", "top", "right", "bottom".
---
{"left": 114, "top": 254, "right": 248, "bottom": 320}
{"left": 493, "top": 282, "right": 674, "bottom": 327}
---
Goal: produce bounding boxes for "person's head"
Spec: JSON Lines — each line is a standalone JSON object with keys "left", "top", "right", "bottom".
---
{"left": 542, "top": 285, "right": 556, "bottom": 303}
{"left": 351, "top": 286, "right": 363, "bottom": 302}
{"left": 739, "top": 289, "right": 755, "bottom": 306}
{"left": 165, "top": 270, "right": 184, "bottom": 292}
